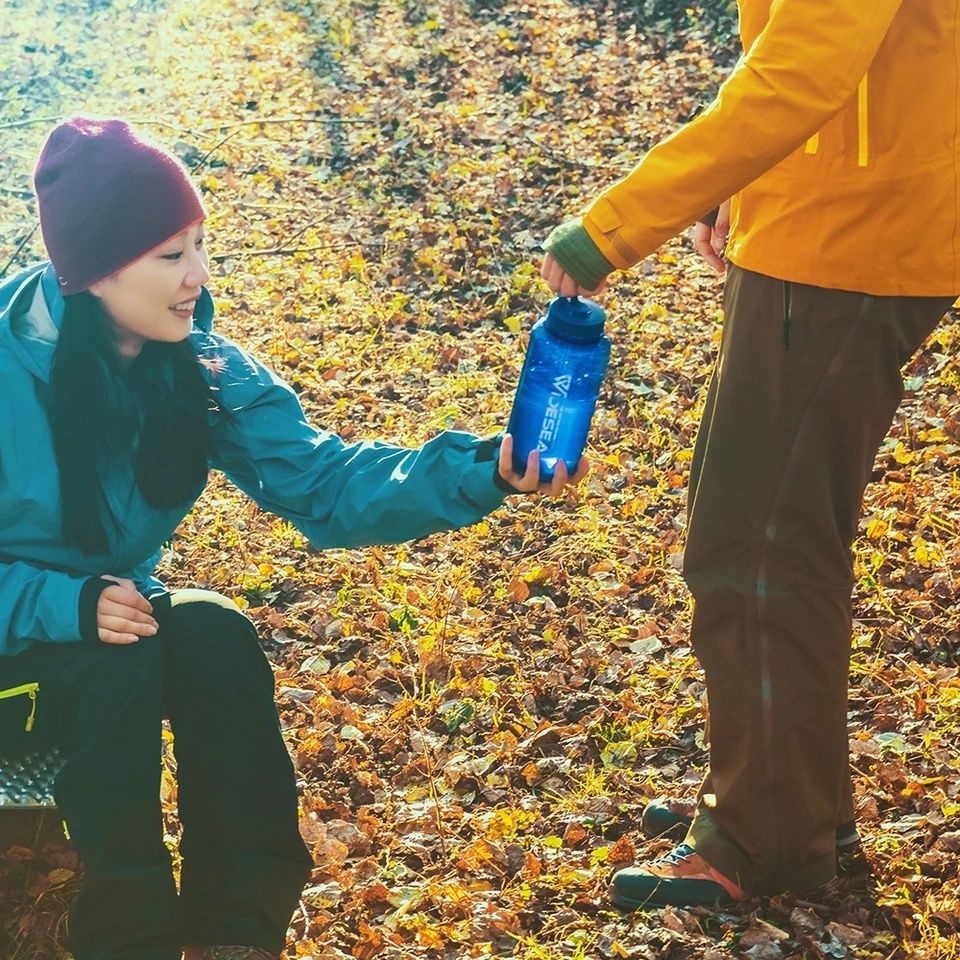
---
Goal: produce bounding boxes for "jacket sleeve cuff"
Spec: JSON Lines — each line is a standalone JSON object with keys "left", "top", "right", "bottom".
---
{"left": 542, "top": 219, "right": 616, "bottom": 290}
{"left": 79, "top": 577, "right": 113, "bottom": 644}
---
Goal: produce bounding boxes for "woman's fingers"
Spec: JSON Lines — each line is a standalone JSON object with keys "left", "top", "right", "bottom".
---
{"left": 99, "top": 596, "right": 156, "bottom": 625}
{"left": 520, "top": 448, "right": 541, "bottom": 490}
{"left": 98, "top": 585, "right": 158, "bottom": 645}
{"left": 98, "top": 629, "right": 141, "bottom": 646}
{"left": 545, "top": 458, "right": 569, "bottom": 496}
{"left": 102, "top": 584, "right": 154, "bottom": 614}
{"left": 101, "top": 575, "right": 137, "bottom": 591}
{"left": 497, "top": 433, "right": 515, "bottom": 481}
{"left": 498, "top": 436, "right": 590, "bottom": 495}
{"left": 568, "top": 456, "right": 590, "bottom": 485}
{"left": 99, "top": 611, "right": 157, "bottom": 633}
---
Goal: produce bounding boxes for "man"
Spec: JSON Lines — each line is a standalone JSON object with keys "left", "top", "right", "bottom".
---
{"left": 541, "top": 0, "right": 959, "bottom": 907}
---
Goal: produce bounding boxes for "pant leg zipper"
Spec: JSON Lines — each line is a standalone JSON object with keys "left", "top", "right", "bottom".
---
{"left": 0, "top": 682, "right": 39, "bottom": 732}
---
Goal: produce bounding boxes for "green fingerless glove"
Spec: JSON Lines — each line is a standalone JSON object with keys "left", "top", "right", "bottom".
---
{"left": 543, "top": 218, "right": 615, "bottom": 291}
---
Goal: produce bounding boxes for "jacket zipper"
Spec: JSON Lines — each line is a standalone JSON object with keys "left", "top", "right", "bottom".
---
{"left": 783, "top": 281, "right": 792, "bottom": 349}
{"left": 0, "top": 682, "right": 39, "bottom": 732}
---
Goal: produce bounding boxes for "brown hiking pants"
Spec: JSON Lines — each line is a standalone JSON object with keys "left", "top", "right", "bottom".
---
{"left": 682, "top": 264, "right": 955, "bottom": 895}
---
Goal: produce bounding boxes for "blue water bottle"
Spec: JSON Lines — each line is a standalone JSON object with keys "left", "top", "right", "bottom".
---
{"left": 506, "top": 297, "right": 611, "bottom": 481}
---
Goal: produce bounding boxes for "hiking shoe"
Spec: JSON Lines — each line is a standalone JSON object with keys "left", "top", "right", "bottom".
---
{"left": 610, "top": 842, "right": 746, "bottom": 909}
{"left": 199, "top": 949, "right": 277, "bottom": 960}
{"left": 640, "top": 796, "right": 861, "bottom": 849}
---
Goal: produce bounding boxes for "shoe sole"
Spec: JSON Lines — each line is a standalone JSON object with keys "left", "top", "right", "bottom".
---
{"left": 609, "top": 880, "right": 734, "bottom": 911}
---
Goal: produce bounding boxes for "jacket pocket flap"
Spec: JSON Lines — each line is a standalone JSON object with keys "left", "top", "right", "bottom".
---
{"left": 588, "top": 197, "right": 623, "bottom": 234}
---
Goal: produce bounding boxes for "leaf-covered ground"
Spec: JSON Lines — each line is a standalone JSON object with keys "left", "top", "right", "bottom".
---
{"left": 1, "top": 1, "right": 958, "bottom": 957}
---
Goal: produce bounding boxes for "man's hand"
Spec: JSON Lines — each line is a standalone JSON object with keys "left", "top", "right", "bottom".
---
{"left": 693, "top": 199, "right": 731, "bottom": 274}
{"left": 497, "top": 434, "right": 590, "bottom": 496}
{"left": 97, "top": 576, "right": 158, "bottom": 645}
{"left": 540, "top": 254, "right": 608, "bottom": 299}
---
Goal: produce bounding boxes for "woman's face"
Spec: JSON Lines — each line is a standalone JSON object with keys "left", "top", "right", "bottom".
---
{"left": 88, "top": 221, "right": 209, "bottom": 360}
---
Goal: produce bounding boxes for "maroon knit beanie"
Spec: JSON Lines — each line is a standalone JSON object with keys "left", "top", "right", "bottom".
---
{"left": 33, "top": 117, "right": 206, "bottom": 295}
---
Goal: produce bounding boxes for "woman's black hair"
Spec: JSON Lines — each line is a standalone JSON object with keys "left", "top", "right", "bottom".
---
{"left": 49, "top": 291, "right": 216, "bottom": 555}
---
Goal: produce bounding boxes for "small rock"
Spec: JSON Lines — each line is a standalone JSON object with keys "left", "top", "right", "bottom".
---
{"left": 299, "top": 654, "right": 331, "bottom": 676}
{"left": 629, "top": 636, "right": 663, "bottom": 656}
{"left": 278, "top": 686, "right": 315, "bottom": 703}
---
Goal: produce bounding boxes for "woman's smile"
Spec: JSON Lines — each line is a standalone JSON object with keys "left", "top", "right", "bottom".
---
{"left": 170, "top": 298, "right": 198, "bottom": 320}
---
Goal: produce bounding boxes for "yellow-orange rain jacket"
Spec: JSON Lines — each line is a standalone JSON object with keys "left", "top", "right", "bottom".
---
{"left": 575, "top": 0, "right": 959, "bottom": 297}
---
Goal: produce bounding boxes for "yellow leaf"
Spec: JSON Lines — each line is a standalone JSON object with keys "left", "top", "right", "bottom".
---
{"left": 892, "top": 442, "right": 916, "bottom": 465}
{"left": 866, "top": 518, "right": 888, "bottom": 539}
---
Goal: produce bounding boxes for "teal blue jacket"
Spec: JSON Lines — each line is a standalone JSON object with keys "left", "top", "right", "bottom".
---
{"left": 0, "top": 263, "right": 507, "bottom": 656}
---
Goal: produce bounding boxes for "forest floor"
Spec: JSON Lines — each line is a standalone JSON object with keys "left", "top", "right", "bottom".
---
{"left": 1, "top": 0, "right": 958, "bottom": 957}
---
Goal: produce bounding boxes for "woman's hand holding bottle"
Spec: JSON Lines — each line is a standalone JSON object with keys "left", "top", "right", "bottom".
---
{"left": 497, "top": 433, "right": 589, "bottom": 495}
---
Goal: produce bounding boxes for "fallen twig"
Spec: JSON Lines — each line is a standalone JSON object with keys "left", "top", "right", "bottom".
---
{"left": 0, "top": 223, "right": 39, "bottom": 280}
{"left": 211, "top": 239, "right": 385, "bottom": 261}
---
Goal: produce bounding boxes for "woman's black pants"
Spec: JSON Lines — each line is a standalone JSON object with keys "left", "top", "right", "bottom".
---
{"left": 0, "top": 591, "right": 313, "bottom": 959}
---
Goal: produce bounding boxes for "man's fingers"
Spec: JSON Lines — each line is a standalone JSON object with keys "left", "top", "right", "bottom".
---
{"left": 698, "top": 243, "right": 725, "bottom": 274}
{"left": 544, "top": 257, "right": 564, "bottom": 293}
{"left": 558, "top": 271, "right": 579, "bottom": 298}
{"left": 540, "top": 254, "right": 555, "bottom": 283}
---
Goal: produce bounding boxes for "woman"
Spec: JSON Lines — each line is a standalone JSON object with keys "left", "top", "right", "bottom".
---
{"left": 0, "top": 116, "right": 584, "bottom": 960}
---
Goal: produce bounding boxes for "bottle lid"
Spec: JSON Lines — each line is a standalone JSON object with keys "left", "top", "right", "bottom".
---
{"left": 543, "top": 296, "right": 606, "bottom": 343}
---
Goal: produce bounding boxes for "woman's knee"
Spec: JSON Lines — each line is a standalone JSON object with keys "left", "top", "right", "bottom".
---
{"left": 162, "top": 594, "right": 272, "bottom": 692}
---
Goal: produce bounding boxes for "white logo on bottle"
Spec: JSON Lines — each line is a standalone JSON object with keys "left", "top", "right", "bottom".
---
{"left": 537, "top": 375, "right": 572, "bottom": 451}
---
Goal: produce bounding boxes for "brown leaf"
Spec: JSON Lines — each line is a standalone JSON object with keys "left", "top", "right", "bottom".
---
{"left": 607, "top": 834, "right": 637, "bottom": 865}
{"left": 562, "top": 822, "right": 589, "bottom": 847}
{"left": 506, "top": 577, "right": 530, "bottom": 603}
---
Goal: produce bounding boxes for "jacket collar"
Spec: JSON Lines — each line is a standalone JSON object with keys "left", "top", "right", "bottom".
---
{"left": 0, "top": 261, "right": 214, "bottom": 384}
